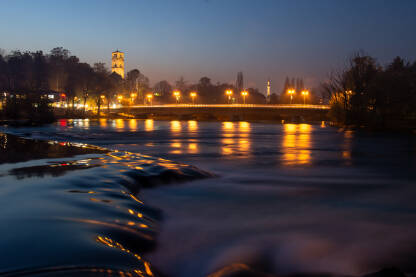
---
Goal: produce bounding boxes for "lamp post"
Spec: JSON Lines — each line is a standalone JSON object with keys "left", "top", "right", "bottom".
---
{"left": 173, "top": 90, "right": 181, "bottom": 104}
{"left": 301, "top": 90, "right": 309, "bottom": 105}
{"left": 241, "top": 90, "right": 248, "bottom": 104}
{"left": 146, "top": 93, "right": 153, "bottom": 106}
{"left": 346, "top": 90, "right": 353, "bottom": 106}
{"left": 287, "top": 89, "right": 295, "bottom": 104}
{"left": 130, "top": 93, "right": 137, "bottom": 106}
{"left": 117, "top": 95, "right": 123, "bottom": 107}
{"left": 225, "top": 90, "right": 233, "bottom": 104}
{"left": 190, "top": 91, "right": 197, "bottom": 105}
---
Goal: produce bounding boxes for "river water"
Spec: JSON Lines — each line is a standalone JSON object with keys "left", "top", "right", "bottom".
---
{"left": 2, "top": 119, "right": 416, "bottom": 277}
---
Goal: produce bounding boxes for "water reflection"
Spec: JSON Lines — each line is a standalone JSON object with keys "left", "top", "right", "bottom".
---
{"left": 188, "top": 142, "right": 198, "bottom": 154}
{"left": 99, "top": 118, "right": 107, "bottom": 128}
{"left": 170, "top": 120, "right": 182, "bottom": 134}
{"left": 238, "top": 121, "right": 251, "bottom": 157}
{"left": 221, "top": 138, "right": 234, "bottom": 156}
{"left": 281, "top": 123, "right": 312, "bottom": 165}
{"left": 115, "top": 119, "right": 125, "bottom": 130}
{"left": 188, "top": 120, "right": 198, "bottom": 133}
{"left": 221, "top": 122, "right": 235, "bottom": 155}
{"left": 342, "top": 130, "right": 354, "bottom": 165}
{"left": 145, "top": 119, "right": 154, "bottom": 132}
{"left": 220, "top": 121, "right": 252, "bottom": 157}
{"left": 129, "top": 119, "right": 138, "bottom": 131}
{"left": 170, "top": 140, "right": 182, "bottom": 154}
{"left": 222, "top": 121, "right": 234, "bottom": 138}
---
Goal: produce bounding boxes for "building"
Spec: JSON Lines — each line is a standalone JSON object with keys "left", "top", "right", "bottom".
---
{"left": 111, "top": 50, "right": 125, "bottom": 79}
{"left": 266, "top": 79, "right": 271, "bottom": 104}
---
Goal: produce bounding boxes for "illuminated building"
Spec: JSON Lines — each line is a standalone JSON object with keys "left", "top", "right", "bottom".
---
{"left": 266, "top": 79, "right": 271, "bottom": 103}
{"left": 111, "top": 50, "right": 125, "bottom": 79}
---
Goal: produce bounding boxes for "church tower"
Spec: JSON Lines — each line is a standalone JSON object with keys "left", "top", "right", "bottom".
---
{"left": 266, "top": 79, "right": 271, "bottom": 103}
{"left": 111, "top": 50, "right": 125, "bottom": 79}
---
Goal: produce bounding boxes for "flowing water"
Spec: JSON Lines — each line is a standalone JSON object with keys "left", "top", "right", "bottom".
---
{"left": 1, "top": 119, "right": 416, "bottom": 277}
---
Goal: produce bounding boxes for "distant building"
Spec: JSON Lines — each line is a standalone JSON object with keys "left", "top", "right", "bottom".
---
{"left": 111, "top": 50, "right": 125, "bottom": 79}
{"left": 266, "top": 79, "right": 271, "bottom": 103}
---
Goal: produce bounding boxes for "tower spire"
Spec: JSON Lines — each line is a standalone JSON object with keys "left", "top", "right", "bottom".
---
{"left": 266, "top": 79, "right": 271, "bottom": 104}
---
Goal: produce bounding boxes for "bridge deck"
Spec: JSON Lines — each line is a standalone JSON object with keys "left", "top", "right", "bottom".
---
{"left": 127, "top": 104, "right": 330, "bottom": 110}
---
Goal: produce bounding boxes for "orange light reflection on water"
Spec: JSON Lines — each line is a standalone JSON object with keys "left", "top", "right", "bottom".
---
{"left": 115, "top": 119, "right": 125, "bottom": 130}
{"left": 188, "top": 120, "right": 198, "bottom": 132}
{"left": 238, "top": 121, "right": 251, "bottom": 156}
{"left": 99, "top": 118, "right": 107, "bottom": 128}
{"left": 170, "top": 120, "right": 182, "bottom": 134}
{"left": 281, "top": 123, "right": 312, "bottom": 165}
{"left": 170, "top": 140, "right": 182, "bottom": 154}
{"left": 145, "top": 119, "right": 154, "bottom": 132}
{"left": 342, "top": 130, "right": 354, "bottom": 165}
{"left": 129, "top": 119, "right": 138, "bottom": 130}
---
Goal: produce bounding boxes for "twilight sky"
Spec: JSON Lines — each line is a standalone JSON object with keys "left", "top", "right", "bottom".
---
{"left": 1, "top": 0, "right": 416, "bottom": 93}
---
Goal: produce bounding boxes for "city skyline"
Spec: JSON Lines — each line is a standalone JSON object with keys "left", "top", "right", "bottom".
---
{"left": 1, "top": 0, "right": 416, "bottom": 92}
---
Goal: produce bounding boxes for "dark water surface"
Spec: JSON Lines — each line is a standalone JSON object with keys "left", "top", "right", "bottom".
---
{"left": 2, "top": 119, "right": 416, "bottom": 277}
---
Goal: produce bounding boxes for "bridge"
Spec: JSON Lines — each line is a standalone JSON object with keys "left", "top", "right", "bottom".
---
{"left": 112, "top": 104, "right": 330, "bottom": 122}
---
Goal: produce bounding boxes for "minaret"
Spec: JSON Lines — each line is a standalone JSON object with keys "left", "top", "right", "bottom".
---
{"left": 111, "top": 50, "right": 125, "bottom": 79}
{"left": 266, "top": 79, "right": 271, "bottom": 103}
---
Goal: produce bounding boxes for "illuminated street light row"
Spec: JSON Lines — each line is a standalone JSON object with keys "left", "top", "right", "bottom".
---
{"left": 287, "top": 89, "right": 310, "bottom": 104}
{"left": 115, "top": 89, "right": 251, "bottom": 106}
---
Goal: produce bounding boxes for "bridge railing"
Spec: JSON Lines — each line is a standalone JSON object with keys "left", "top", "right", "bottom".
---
{"left": 124, "top": 104, "right": 330, "bottom": 110}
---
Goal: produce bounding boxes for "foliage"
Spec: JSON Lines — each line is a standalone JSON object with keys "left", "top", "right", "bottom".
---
{"left": 322, "top": 53, "right": 416, "bottom": 128}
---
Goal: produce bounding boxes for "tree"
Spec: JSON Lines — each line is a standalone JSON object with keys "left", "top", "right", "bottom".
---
{"left": 153, "top": 80, "right": 172, "bottom": 103}
{"left": 236, "top": 72, "right": 244, "bottom": 93}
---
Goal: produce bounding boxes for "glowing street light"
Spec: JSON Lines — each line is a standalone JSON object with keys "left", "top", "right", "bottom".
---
{"left": 301, "top": 90, "right": 309, "bottom": 104}
{"left": 287, "top": 89, "right": 295, "bottom": 104}
{"left": 146, "top": 93, "right": 153, "bottom": 105}
{"left": 241, "top": 90, "right": 248, "bottom": 104}
{"left": 117, "top": 95, "right": 123, "bottom": 102}
{"left": 173, "top": 90, "right": 181, "bottom": 104}
{"left": 190, "top": 91, "right": 197, "bottom": 105}
{"left": 225, "top": 90, "right": 233, "bottom": 104}
{"left": 130, "top": 93, "right": 137, "bottom": 105}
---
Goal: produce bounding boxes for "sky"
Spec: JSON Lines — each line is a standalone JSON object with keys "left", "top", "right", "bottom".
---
{"left": 1, "top": 0, "right": 416, "bottom": 93}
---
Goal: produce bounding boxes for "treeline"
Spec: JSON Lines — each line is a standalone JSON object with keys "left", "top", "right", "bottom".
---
{"left": 322, "top": 53, "right": 416, "bottom": 129}
{"left": 0, "top": 47, "right": 150, "bottom": 121}
{"left": 0, "top": 47, "right": 269, "bottom": 120}
{"left": 153, "top": 76, "right": 266, "bottom": 104}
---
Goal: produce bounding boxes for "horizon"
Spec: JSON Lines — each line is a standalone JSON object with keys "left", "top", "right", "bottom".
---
{"left": 1, "top": 0, "right": 416, "bottom": 93}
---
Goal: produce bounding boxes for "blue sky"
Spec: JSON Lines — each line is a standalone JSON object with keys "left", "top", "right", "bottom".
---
{"left": 1, "top": 0, "right": 416, "bottom": 92}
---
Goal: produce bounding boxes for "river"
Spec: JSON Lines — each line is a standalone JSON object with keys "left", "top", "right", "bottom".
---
{"left": 2, "top": 119, "right": 416, "bottom": 277}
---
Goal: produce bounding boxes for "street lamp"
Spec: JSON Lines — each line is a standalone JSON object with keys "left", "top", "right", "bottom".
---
{"left": 225, "top": 89, "right": 233, "bottom": 104}
{"left": 146, "top": 93, "right": 153, "bottom": 105}
{"left": 173, "top": 90, "right": 181, "bottom": 104}
{"left": 287, "top": 89, "right": 295, "bottom": 104}
{"left": 190, "top": 91, "right": 197, "bottom": 105}
{"left": 241, "top": 90, "right": 248, "bottom": 104}
{"left": 301, "top": 90, "right": 309, "bottom": 105}
{"left": 130, "top": 93, "right": 137, "bottom": 105}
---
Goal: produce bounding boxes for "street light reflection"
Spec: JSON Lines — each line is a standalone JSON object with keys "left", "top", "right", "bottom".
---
{"left": 170, "top": 120, "right": 182, "bottom": 134}
{"left": 222, "top": 121, "right": 234, "bottom": 138}
{"left": 188, "top": 120, "right": 198, "bottom": 132}
{"left": 281, "top": 123, "right": 312, "bottom": 165}
{"left": 145, "top": 119, "right": 154, "bottom": 132}
{"left": 115, "top": 119, "right": 125, "bottom": 130}
{"left": 188, "top": 142, "right": 199, "bottom": 154}
{"left": 170, "top": 140, "right": 182, "bottom": 154}
{"left": 99, "top": 118, "right": 107, "bottom": 128}
{"left": 129, "top": 119, "right": 138, "bottom": 130}
{"left": 342, "top": 130, "right": 354, "bottom": 165}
